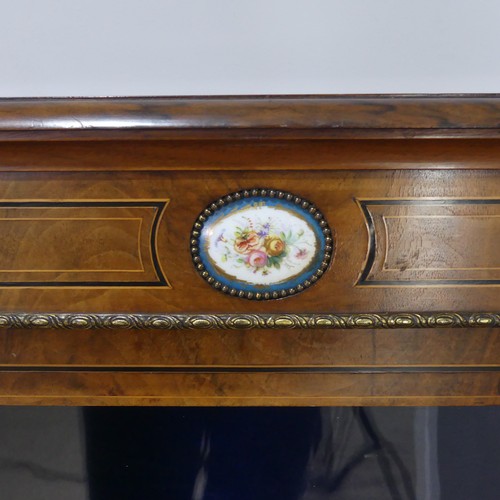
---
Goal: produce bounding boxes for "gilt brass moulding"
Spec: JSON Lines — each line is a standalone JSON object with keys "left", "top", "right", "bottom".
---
{"left": 191, "top": 189, "right": 333, "bottom": 300}
{"left": 0, "top": 312, "right": 498, "bottom": 329}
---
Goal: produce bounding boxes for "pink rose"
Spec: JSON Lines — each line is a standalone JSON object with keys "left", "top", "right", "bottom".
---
{"left": 246, "top": 250, "right": 268, "bottom": 268}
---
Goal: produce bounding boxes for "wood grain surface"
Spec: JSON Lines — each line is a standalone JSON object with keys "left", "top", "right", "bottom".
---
{"left": 0, "top": 170, "right": 496, "bottom": 312}
{"left": 1, "top": 95, "right": 500, "bottom": 140}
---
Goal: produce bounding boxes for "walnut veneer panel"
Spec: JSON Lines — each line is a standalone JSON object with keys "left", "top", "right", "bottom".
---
{"left": 0, "top": 202, "right": 167, "bottom": 286}
{"left": 0, "top": 170, "right": 496, "bottom": 312}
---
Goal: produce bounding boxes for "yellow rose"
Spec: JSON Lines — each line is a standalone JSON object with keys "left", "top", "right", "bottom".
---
{"left": 264, "top": 236, "right": 286, "bottom": 256}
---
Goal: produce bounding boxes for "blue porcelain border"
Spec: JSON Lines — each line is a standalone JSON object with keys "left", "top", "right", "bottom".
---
{"left": 194, "top": 192, "right": 331, "bottom": 297}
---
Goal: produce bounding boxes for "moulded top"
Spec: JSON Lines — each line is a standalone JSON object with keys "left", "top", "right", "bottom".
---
{"left": 0, "top": 94, "right": 499, "bottom": 140}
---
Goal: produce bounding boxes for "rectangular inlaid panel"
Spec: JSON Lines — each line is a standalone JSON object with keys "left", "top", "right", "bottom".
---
{"left": 358, "top": 199, "right": 500, "bottom": 285}
{"left": 0, "top": 201, "right": 169, "bottom": 287}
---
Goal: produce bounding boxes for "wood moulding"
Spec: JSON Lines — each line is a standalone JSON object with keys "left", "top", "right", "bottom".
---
{"left": 1, "top": 94, "right": 500, "bottom": 140}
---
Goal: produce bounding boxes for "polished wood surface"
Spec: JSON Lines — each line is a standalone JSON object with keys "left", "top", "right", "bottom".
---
{"left": 0, "top": 170, "right": 497, "bottom": 312}
{"left": 0, "top": 96, "right": 498, "bottom": 405}
{"left": 1, "top": 95, "right": 500, "bottom": 140}
{"left": 2, "top": 139, "right": 500, "bottom": 171}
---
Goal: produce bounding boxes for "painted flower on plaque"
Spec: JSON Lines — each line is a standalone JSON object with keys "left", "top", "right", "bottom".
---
{"left": 192, "top": 190, "right": 332, "bottom": 299}
{"left": 211, "top": 211, "right": 317, "bottom": 284}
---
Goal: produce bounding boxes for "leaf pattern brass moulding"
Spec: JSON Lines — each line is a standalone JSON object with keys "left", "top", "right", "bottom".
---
{"left": 190, "top": 188, "right": 334, "bottom": 300}
{"left": 0, "top": 312, "right": 498, "bottom": 330}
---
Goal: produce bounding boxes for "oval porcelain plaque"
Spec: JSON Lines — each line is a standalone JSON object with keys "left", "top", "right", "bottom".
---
{"left": 191, "top": 189, "right": 333, "bottom": 299}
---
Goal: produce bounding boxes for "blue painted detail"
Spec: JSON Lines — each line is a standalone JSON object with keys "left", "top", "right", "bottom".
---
{"left": 198, "top": 196, "right": 327, "bottom": 294}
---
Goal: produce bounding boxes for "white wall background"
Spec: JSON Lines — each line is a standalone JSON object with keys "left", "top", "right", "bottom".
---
{"left": 0, "top": 0, "right": 499, "bottom": 96}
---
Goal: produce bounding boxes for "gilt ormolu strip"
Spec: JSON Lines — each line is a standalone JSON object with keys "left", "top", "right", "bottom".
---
{"left": 0, "top": 312, "right": 497, "bottom": 330}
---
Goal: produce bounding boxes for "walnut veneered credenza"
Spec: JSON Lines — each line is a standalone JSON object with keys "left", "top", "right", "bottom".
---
{"left": 0, "top": 95, "right": 498, "bottom": 405}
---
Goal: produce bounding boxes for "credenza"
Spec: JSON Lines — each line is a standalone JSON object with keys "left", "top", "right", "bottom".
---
{"left": 0, "top": 95, "right": 498, "bottom": 405}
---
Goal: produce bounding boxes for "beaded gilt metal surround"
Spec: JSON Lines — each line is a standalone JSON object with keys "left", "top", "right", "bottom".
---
{"left": 190, "top": 188, "right": 333, "bottom": 300}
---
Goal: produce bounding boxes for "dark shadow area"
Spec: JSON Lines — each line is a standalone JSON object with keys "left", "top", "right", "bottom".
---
{"left": 84, "top": 407, "right": 321, "bottom": 500}
{"left": 0, "top": 406, "right": 498, "bottom": 500}
{"left": 438, "top": 407, "right": 500, "bottom": 500}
